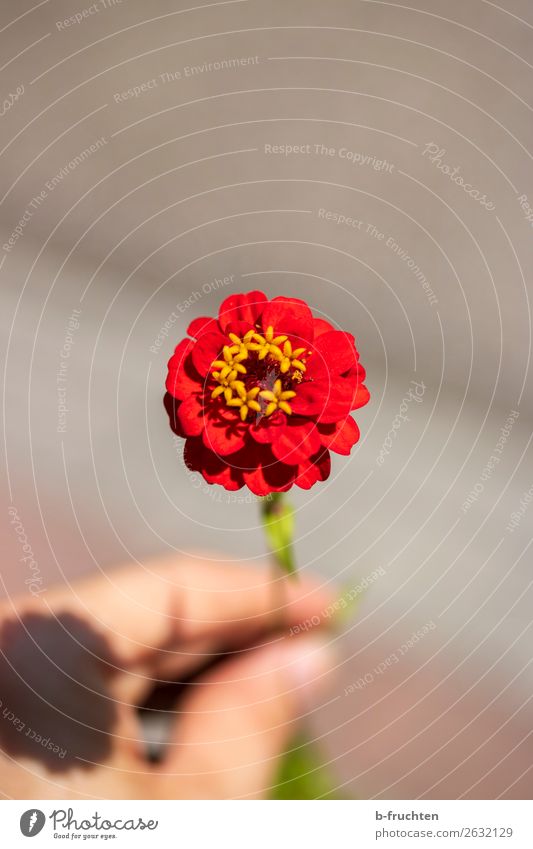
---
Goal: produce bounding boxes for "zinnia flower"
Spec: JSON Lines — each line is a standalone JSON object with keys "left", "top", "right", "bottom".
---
{"left": 164, "top": 291, "right": 370, "bottom": 496}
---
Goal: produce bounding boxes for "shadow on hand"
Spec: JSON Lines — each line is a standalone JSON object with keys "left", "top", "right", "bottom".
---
{"left": 0, "top": 612, "right": 118, "bottom": 772}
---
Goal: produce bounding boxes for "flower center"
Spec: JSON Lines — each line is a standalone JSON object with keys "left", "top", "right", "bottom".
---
{"left": 210, "top": 326, "right": 307, "bottom": 421}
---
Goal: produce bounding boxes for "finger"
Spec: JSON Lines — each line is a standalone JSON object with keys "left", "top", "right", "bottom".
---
{"left": 42, "top": 553, "right": 337, "bottom": 669}
{"left": 154, "top": 634, "right": 335, "bottom": 799}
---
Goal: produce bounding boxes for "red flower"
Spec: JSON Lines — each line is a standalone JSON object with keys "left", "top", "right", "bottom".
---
{"left": 164, "top": 291, "right": 370, "bottom": 496}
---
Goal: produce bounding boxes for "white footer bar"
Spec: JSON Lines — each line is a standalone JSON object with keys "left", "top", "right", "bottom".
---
{"left": 2, "top": 800, "right": 532, "bottom": 848}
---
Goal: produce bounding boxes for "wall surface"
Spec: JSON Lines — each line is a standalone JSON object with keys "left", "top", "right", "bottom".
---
{"left": 1, "top": 0, "right": 532, "bottom": 799}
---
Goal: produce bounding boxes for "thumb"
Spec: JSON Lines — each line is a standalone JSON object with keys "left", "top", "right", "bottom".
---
{"left": 156, "top": 635, "right": 335, "bottom": 799}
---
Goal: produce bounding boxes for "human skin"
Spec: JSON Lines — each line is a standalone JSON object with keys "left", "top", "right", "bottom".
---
{"left": 0, "top": 554, "right": 335, "bottom": 799}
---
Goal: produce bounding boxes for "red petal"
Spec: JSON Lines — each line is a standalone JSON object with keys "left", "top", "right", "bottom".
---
{"left": 218, "top": 291, "right": 267, "bottom": 333}
{"left": 184, "top": 438, "right": 244, "bottom": 490}
{"left": 225, "top": 318, "right": 257, "bottom": 339}
{"left": 249, "top": 410, "right": 286, "bottom": 444}
{"left": 187, "top": 316, "right": 219, "bottom": 339}
{"left": 317, "top": 379, "right": 358, "bottom": 424}
{"left": 164, "top": 393, "right": 187, "bottom": 438}
{"left": 305, "top": 332, "right": 358, "bottom": 380}
{"left": 314, "top": 331, "right": 358, "bottom": 374}
{"left": 166, "top": 363, "right": 201, "bottom": 400}
{"left": 261, "top": 296, "right": 314, "bottom": 345}
{"left": 350, "top": 382, "right": 371, "bottom": 411}
{"left": 313, "top": 317, "right": 336, "bottom": 338}
{"left": 242, "top": 446, "right": 296, "bottom": 496}
{"left": 166, "top": 343, "right": 202, "bottom": 400}
{"left": 167, "top": 338, "right": 194, "bottom": 368}
{"left": 345, "top": 362, "right": 367, "bottom": 383}
{"left": 291, "top": 375, "right": 361, "bottom": 423}
{"left": 244, "top": 469, "right": 294, "bottom": 496}
{"left": 177, "top": 394, "right": 205, "bottom": 437}
{"left": 202, "top": 408, "right": 247, "bottom": 456}
{"left": 303, "top": 357, "right": 327, "bottom": 381}
{"left": 318, "top": 416, "right": 360, "bottom": 455}
{"left": 191, "top": 332, "right": 226, "bottom": 376}
{"left": 271, "top": 419, "right": 322, "bottom": 465}
{"left": 295, "top": 449, "right": 331, "bottom": 489}
{"left": 290, "top": 380, "right": 329, "bottom": 417}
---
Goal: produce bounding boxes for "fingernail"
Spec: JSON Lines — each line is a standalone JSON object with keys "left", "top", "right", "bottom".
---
{"left": 282, "top": 636, "right": 337, "bottom": 708}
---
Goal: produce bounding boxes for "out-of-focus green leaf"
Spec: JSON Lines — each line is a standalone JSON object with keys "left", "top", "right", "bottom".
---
{"left": 271, "top": 732, "right": 345, "bottom": 799}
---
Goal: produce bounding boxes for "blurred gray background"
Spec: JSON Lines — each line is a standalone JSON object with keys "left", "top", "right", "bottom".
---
{"left": 1, "top": 0, "right": 532, "bottom": 798}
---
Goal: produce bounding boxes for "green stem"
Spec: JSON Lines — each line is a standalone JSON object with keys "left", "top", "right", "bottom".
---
{"left": 260, "top": 492, "right": 297, "bottom": 577}
{"left": 260, "top": 493, "right": 341, "bottom": 799}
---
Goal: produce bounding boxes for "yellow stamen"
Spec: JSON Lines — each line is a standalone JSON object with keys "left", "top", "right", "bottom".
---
{"left": 210, "top": 332, "right": 253, "bottom": 403}
{"left": 210, "top": 327, "right": 306, "bottom": 419}
{"left": 212, "top": 358, "right": 246, "bottom": 374}
{"left": 210, "top": 363, "right": 243, "bottom": 402}
{"left": 259, "top": 379, "right": 296, "bottom": 416}
{"left": 224, "top": 386, "right": 261, "bottom": 421}
{"left": 248, "top": 326, "right": 289, "bottom": 362}
{"left": 272, "top": 339, "right": 308, "bottom": 375}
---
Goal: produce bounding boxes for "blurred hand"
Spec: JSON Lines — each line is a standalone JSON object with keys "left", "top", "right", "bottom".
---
{"left": 0, "top": 554, "right": 335, "bottom": 799}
